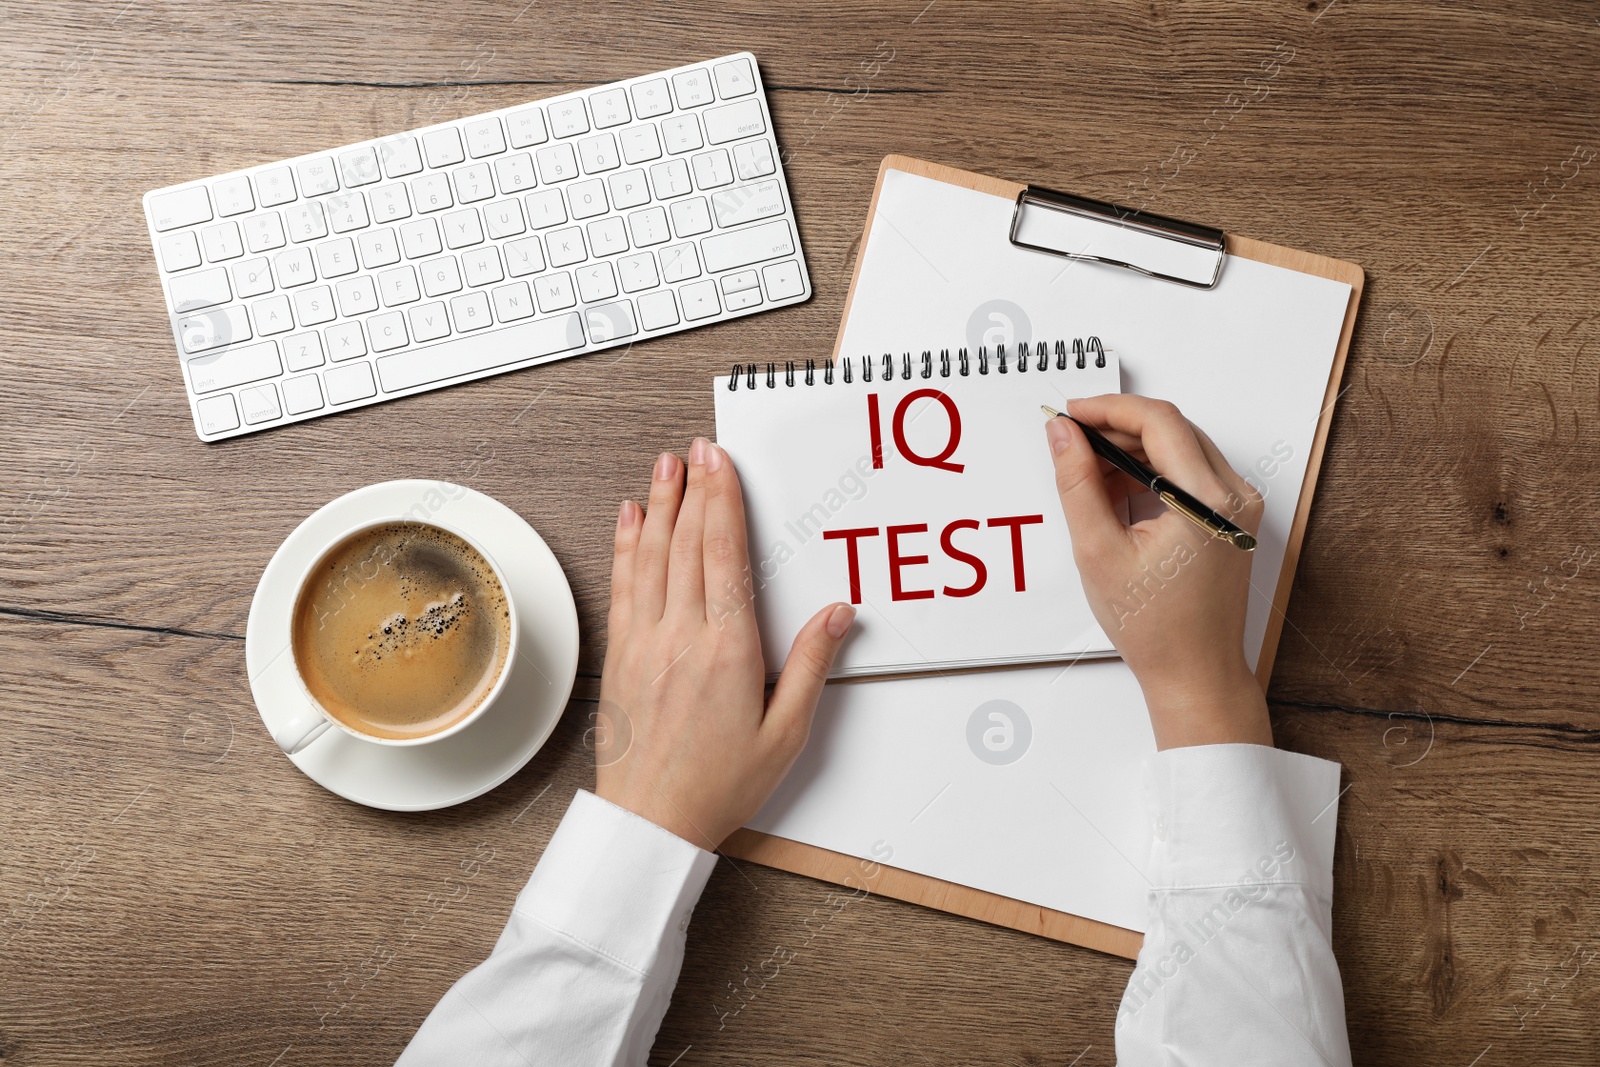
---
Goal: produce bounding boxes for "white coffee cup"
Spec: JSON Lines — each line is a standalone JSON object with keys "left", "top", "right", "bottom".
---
{"left": 273, "top": 516, "right": 520, "bottom": 755}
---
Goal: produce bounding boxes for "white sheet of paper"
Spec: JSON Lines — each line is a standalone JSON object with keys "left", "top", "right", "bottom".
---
{"left": 748, "top": 165, "right": 1354, "bottom": 934}
{"left": 715, "top": 356, "right": 1121, "bottom": 676}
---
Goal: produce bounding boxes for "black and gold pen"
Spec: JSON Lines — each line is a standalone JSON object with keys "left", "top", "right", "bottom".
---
{"left": 1041, "top": 405, "right": 1257, "bottom": 552}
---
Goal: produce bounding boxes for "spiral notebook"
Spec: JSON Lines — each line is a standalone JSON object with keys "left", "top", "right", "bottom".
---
{"left": 715, "top": 342, "right": 1121, "bottom": 677}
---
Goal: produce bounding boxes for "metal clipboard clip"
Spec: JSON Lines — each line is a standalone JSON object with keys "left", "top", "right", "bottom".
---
{"left": 1008, "top": 186, "right": 1228, "bottom": 289}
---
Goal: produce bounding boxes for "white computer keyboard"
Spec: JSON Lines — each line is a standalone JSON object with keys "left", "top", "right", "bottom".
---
{"left": 142, "top": 52, "right": 810, "bottom": 441}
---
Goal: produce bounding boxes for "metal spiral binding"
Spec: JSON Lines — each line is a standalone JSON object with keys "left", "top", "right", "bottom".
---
{"left": 921, "top": 351, "right": 933, "bottom": 378}
{"left": 727, "top": 338, "right": 1107, "bottom": 388}
{"left": 785, "top": 361, "right": 795, "bottom": 387}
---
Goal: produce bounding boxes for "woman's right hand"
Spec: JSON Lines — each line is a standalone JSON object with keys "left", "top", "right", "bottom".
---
{"left": 1045, "top": 394, "right": 1272, "bottom": 751}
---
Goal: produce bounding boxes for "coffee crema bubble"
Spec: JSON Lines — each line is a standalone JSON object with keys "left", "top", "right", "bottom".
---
{"left": 291, "top": 522, "right": 511, "bottom": 740}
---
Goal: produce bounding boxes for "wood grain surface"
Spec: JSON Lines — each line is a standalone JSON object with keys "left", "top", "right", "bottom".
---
{"left": 4, "top": 1, "right": 1599, "bottom": 1064}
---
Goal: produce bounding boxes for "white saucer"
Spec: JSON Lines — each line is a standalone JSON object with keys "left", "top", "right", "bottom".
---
{"left": 245, "top": 481, "right": 579, "bottom": 811}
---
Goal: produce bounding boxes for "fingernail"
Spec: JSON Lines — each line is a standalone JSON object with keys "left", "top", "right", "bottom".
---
{"left": 618, "top": 499, "right": 637, "bottom": 527}
{"left": 690, "top": 437, "right": 707, "bottom": 466}
{"left": 654, "top": 452, "right": 676, "bottom": 480}
{"left": 1046, "top": 417, "right": 1073, "bottom": 456}
{"left": 705, "top": 440, "right": 725, "bottom": 473}
{"left": 826, "top": 603, "right": 856, "bottom": 639}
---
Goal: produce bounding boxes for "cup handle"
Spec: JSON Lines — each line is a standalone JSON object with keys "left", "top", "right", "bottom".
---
{"left": 274, "top": 712, "right": 333, "bottom": 756}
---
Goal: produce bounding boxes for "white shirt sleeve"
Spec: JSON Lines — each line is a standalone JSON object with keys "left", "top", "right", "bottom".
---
{"left": 1115, "top": 743, "right": 1351, "bottom": 1066}
{"left": 396, "top": 789, "right": 717, "bottom": 1067}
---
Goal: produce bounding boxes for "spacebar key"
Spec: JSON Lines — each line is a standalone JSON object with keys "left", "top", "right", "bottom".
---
{"left": 700, "top": 219, "right": 795, "bottom": 273}
{"left": 375, "top": 313, "right": 586, "bottom": 392}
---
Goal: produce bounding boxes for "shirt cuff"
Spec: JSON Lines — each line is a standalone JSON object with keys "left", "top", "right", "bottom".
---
{"left": 1145, "top": 744, "right": 1342, "bottom": 899}
{"left": 514, "top": 789, "right": 719, "bottom": 976}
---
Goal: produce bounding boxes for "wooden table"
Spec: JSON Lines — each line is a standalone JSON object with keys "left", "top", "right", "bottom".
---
{"left": 4, "top": 2, "right": 1598, "bottom": 1063}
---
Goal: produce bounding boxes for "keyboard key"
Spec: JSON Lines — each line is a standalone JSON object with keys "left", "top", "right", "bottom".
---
{"left": 631, "top": 78, "right": 673, "bottom": 119}
{"left": 195, "top": 393, "right": 239, "bottom": 435}
{"left": 648, "top": 159, "right": 692, "bottom": 199}
{"left": 671, "top": 69, "right": 714, "bottom": 108}
{"left": 256, "top": 167, "right": 297, "bottom": 208}
{"left": 177, "top": 305, "right": 252, "bottom": 353}
{"left": 463, "top": 118, "right": 506, "bottom": 158}
{"left": 659, "top": 242, "right": 700, "bottom": 282}
{"left": 368, "top": 311, "right": 408, "bottom": 351}
{"left": 494, "top": 153, "right": 537, "bottom": 193}
{"left": 692, "top": 149, "right": 733, "bottom": 189}
{"left": 733, "top": 139, "right": 776, "bottom": 180}
{"left": 617, "top": 252, "right": 659, "bottom": 293}
{"left": 661, "top": 115, "right": 703, "bottom": 154}
{"left": 358, "top": 227, "right": 400, "bottom": 268}
{"left": 712, "top": 179, "right": 784, "bottom": 228}
{"left": 504, "top": 236, "right": 545, "bottom": 277}
{"left": 338, "top": 147, "right": 382, "bottom": 187}
{"left": 535, "top": 271, "right": 576, "bottom": 312}
{"left": 376, "top": 312, "right": 586, "bottom": 392}
{"left": 283, "top": 331, "right": 326, "bottom": 370}
{"left": 240, "top": 382, "right": 282, "bottom": 424}
{"left": 568, "top": 179, "right": 608, "bottom": 220}
{"left": 150, "top": 186, "right": 212, "bottom": 231}
{"left": 233, "top": 257, "right": 274, "bottom": 298}
{"left": 725, "top": 285, "right": 762, "bottom": 311}
{"left": 703, "top": 99, "right": 766, "bottom": 144}
{"left": 450, "top": 291, "right": 493, "bottom": 331}
{"left": 273, "top": 247, "right": 316, "bottom": 289}
{"left": 679, "top": 278, "right": 720, "bottom": 320}
{"left": 420, "top": 255, "right": 463, "bottom": 296}
{"left": 700, "top": 219, "right": 794, "bottom": 273}
{"left": 579, "top": 133, "right": 620, "bottom": 174}
{"left": 637, "top": 288, "right": 679, "bottom": 330}
{"left": 325, "top": 360, "right": 377, "bottom": 404}
{"left": 190, "top": 220, "right": 239, "bottom": 262}
{"left": 452, "top": 163, "right": 495, "bottom": 204}
{"left": 714, "top": 58, "right": 756, "bottom": 99}
{"left": 370, "top": 183, "right": 412, "bottom": 222}
{"left": 546, "top": 226, "right": 587, "bottom": 268}
{"left": 535, "top": 143, "right": 579, "bottom": 184}
{"left": 462, "top": 247, "right": 504, "bottom": 287}
{"left": 400, "top": 218, "right": 442, "bottom": 259}
{"left": 484, "top": 199, "right": 527, "bottom": 240}
{"left": 296, "top": 157, "right": 339, "bottom": 196}
{"left": 721, "top": 270, "right": 759, "bottom": 294}
{"left": 585, "top": 300, "right": 637, "bottom": 343}
{"left": 169, "top": 267, "right": 232, "bottom": 312}
{"left": 762, "top": 259, "right": 805, "bottom": 300}
{"left": 576, "top": 261, "right": 618, "bottom": 302}
{"left": 423, "top": 128, "right": 466, "bottom": 169}
{"left": 411, "top": 173, "right": 454, "bottom": 213}
{"left": 408, "top": 301, "right": 451, "bottom": 343}
{"left": 285, "top": 201, "right": 329, "bottom": 243}
{"left": 335, "top": 275, "right": 379, "bottom": 316}
{"left": 524, "top": 188, "right": 567, "bottom": 229}
{"left": 379, "top": 266, "right": 420, "bottom": 306}
{"left": 609, "top": 169, "right": 650, "bottom": 210}
{"left": 213, "top": 176, "right": 255, "bottom": 217}
{"left": 314, "top": 237, "right": 358, "bottom": 278}
{"left": 491, "top": 281, "right": 535, "bottom": 322}
{"left": 186, "top": 339, "right": 281, "bottom": 393}
{"left": 628, "top": 206, "right": 670, "bottom": 247}
{"left": 620, "top": 124, "right": 662, "bottom": 165}
{"left": 669, "top": 197, "right": 711, "bottom": 238}
{"left": 159, "top": 231, "right": 202, "bottom": 271}
{"left": 326, "top": 192, "right": 370, "bottom": 232}
{"left": 377, "top": 135, "right": 423, "bottom": 178}
{"left": 282, "top": 373, "right": 325, "bottom": 414}
{"left": 442, "top": 208, "right": 485, "bottom": 249}
{"left": 243, "top": 212, "right": 286, "bottom": 253}
{"left": 324, "top": 321, "right": 366, "bottom": 361}
{"left": 253, "top": 294, "right": 295, "bottom": 336}
{"left": 293, "top": 284, "right": 336, "bottom": 326}
{"left": 548, "top": 98, "right": 589, "bottom": 138}
{"left": 506, "top": 108, "right": 549, "bottom": 148}
{"left": 589, "top": 88, "right": 630, "bottom": 129}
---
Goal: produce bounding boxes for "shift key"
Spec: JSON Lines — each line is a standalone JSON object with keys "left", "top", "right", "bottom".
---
{"left": 700, "top": 219, "right": 794, "bottom": 274}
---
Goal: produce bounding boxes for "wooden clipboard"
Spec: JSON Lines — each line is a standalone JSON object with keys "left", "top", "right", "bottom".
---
{"left": 723, "top": 155, "right": 1365, "bottom": 961}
